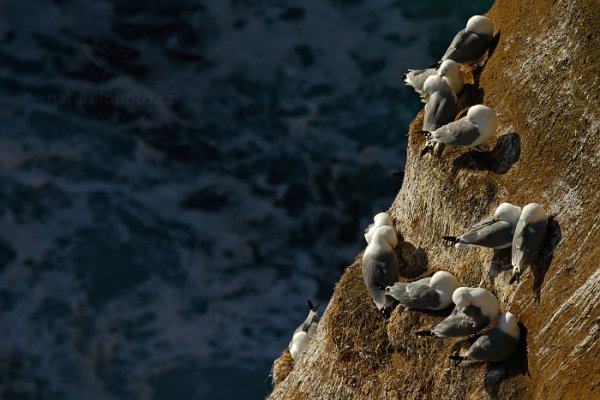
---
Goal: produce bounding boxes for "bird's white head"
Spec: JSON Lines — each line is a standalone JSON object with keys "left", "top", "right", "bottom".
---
{"left": 430, "top": 271, "right": 460, "bottom": 293}
{"left": 520, "top": 203, "right": 548, "bottom": 224}
{"left": 371, "top": 225, "right": 398, "bottom": 249}
{"left": 466, "top": 15, "right": 494, "bottom": 36}
{"left": 452, "top": 287, "right": 472, "bottom": 308}
{"left": 469, "top": 288, "right": 500, "bottom": 321}
{"left": 423, "top": 75, "right": 452, "bottom": 95}
{"left": 494, "top": 202, "right": 522, "bottom": 226}
{"left": 373, "top": 212, "right": 392, "bottom": 227}
{"left": 437, "top": 60, "right": 463, "bottom": 95}
{"left": 438, "top": 60, "right": 460, "bottom": 79}
{"left": 498, "top": 312, "right": 520, "bottom": 340}
{"left": 466, "top": 104, "right": 497, "bottom": 141}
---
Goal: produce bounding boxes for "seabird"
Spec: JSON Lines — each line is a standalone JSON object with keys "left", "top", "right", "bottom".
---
{"left": 385, "top": 271, "right": 460, "bottom": 310}
{"left": 362, "top": 225, "right": 400, "bottom": 313}
{"left": 443, "top": 203, "right": 522, "bottom": 249}
{"left": 442, "top": 15, "right": 495, "bottom": 65}
{"left": 449, "top": 312, "right": 520, "bottom": 365}
{"left": 417, "top": 104, "right": 497, "bottom": 155}
{"left": 510, "top": 203, "right": 548, "bottom": 283}
{"left": 416, "top": 287, "right": 499, "bottom": 337}
{"left": 364, "top": 212, "right": 393, "bottom": 244}
{"left": 423, "top": 75, "right": 458, "bottom": 131}
{"left": 289, "top": 300, "right": 320, "bottom": 360}
{"left": 401, "top": 60, "right": 464, "bottom": 103}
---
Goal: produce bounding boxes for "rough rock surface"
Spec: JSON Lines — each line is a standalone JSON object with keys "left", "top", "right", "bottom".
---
{"left": 268, "top": 0, "right": 600, "bottom": 398}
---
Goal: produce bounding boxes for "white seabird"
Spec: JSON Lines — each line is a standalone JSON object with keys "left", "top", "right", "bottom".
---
{"left": 362, "top": 225, "right": 400, "bottom": 313}
{"left": 450, "top": 312, "right": 520, "bottom": 365}
{"left": 416, "top": 287, "right": 500, "bottom": 337}
{"left": 423, "top": 75, "right": 458, "bottom": 131}
{"left": 288, "top": 300, "right": 320, "bottom": 360}
{"left": 443, "top": 203, "right": 522, "bottom": 249}
{"left": 510, "top": 203, "right": 548, "bottom": 283}
{"left": 384, "top": 271, "right": 460, "bottom": 310}
{"left": 442, "top": 15, "right": 495, "bottom": 65}
{"left": 364, "top": 212, "right": 393, "bottom": 244}
{"left": 417, "top": 104, "right": 497, "bottom": 155}
{"left": 401, "top": 59, "right": 464, "bottom": 103}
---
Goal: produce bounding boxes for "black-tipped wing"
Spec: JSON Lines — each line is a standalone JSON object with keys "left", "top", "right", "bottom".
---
{"left": 459, "top": 219, "right": 513, "bottom": 248}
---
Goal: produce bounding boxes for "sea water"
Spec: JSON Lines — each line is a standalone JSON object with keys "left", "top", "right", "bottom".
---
{"left": 0, "top": 1, "right": 493, "bottom": 399}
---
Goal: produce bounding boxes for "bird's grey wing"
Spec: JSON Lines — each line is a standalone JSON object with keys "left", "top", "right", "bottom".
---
{"left": 443, "top": 29, "right": 469, "bottom": 61}
{"left": 460, "top": 220, "right": 513, "bottom": 248}
{"left": 362, "top": 251, "right": 399, "bottom": 307}
{"left": 306, "top": 319, "right": 319, "bottom": 338}
{"left": 468, "top": 215, "right": 497, "bottom": 231}
{"left": 462, "top": 304, "right": 491, "bottom": 332}
{"left": 514, "top": 225, "right": 536, "bottom": 252}
{"left": 404, "top": 284, "right": 441, "bottom": 309}
{"left": 385, "top": 282, "right": 409, "bottom": 301}
{"left": 467, "top": 329, "right": 519, "bottom": 362}
{"left": 423, "top": 92, "right": 457, "bottom": 131}
{"left": 370, "top": 251, "right": 400, "bottom": 289}
{"left": 432, "top": 309, "right": 477, "bottom": 337}
{"left": 443, "top": 31, "right": 490, "bottom": 63}
{"left": 431, "top": 119, "right": 480, "bottom": 146}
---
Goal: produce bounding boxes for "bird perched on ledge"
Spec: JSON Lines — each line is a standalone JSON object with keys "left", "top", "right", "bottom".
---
{"left": 416, "top": 287, "right": 499, "bottom": 337}
{"left": 440, "top": 15, "right": 495, "bottom": 65}
{"left": 450, "top": 312, "right": 520, "bottom": 365}
{"left": 511, "top": 203, "right": 548, "bottom": 283}
{"left": 443, "top": 202, "right": 522, "bottom": 250}
{"left": 418, "top": 104, "right": 497, "bottom": 156}
{"left": 289, "top": 300, "right": 320, "bottom": 360}
{"left": 364, "top": 212, "right": 393, "bottom": 244}
{"left": 401, "top": 59, "right": 464, "bottom": 103}
{"left": 362, "top": 225, "right": 400, "bottom": 314}
{"left": 385, "top": 271, "right": 460, "bottom": 310}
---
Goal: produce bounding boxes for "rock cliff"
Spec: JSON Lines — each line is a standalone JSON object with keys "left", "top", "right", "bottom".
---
{"left": 268, "top": 0, "right": 600, "bottom": 398}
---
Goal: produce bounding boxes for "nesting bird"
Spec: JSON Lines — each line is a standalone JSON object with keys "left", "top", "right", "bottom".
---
{"left": 450, "top": 312, "right": 520, "bottom": 365}
{"left": 511, "top": 203, "right": 549, "bottom": 283}
{"left": 422, "top": 75, "right": 458, "bottom": 132}
{"left": 418, "top": 104, "right": 497, "bottom": 156}
{"left": 362, "top": 225, "right": 400, "bottom": 313}
{"left": 441, "top": 15, "right": 495, "bottom": 65}
{"left": 364, "top": 212, "right": 393, "bottom": 244}
{"left": 416, "top": 287, "right": 499, "bottom": 337}
{"left": 443, "top": 203, "right": 522, "bottom": 249}
{"left": 402, "top": 59, "right": 464, "bottom": 102}
{"left": 385, "top": 271, "right": 460, "bottom": 310}
{"left": 288, "top": 300, "right": 320, "bottom": 360}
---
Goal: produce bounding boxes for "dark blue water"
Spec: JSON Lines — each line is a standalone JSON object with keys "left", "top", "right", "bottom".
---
{"left": 0, "top": 0, "right": 493, "bottom": 398}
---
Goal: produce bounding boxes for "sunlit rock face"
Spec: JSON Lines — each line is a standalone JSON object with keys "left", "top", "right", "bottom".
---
{"left": 270, "top": 0, "right": 600, "bottom": 398}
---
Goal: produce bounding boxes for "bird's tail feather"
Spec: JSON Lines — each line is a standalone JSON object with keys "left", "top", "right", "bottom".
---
{"left": 442, "top": 236, "right": 459, "bottom": 243}
{"left": 419, "top": 143, "right": 435, "bottom": 157}
{"left": 416, "top": 330, "right": 434, "bottom": 337}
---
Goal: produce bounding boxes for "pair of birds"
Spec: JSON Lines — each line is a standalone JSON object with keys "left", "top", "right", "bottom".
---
{"left": 443, "top": 202, "right": 549, "bottom": 282}
{"left": 401, "top": 16, "right": 498, "bottom": 157}
{"left": 387, "top": 273, "right": 518, "bottom": 365}
{"left": 364, "top": 214, "right": 519, "bottom": 365}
